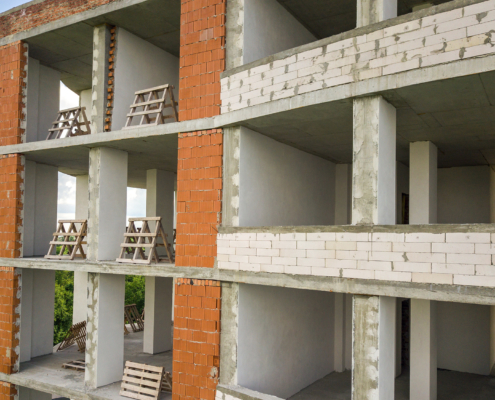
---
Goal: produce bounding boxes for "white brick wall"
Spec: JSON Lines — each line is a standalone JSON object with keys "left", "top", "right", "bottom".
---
{"left": 217, "top": 229, "right": 495, "bottom": 287}
{"left": 221, "top": 0, "right": 495, "bottom": 113}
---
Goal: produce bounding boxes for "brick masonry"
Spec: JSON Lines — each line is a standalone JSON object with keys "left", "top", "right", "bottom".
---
{"left": 0, "top": 0, "right": 117, "bottom": 38}
{"left": 179, "top": 0, "right": 226, "bottom": 121}
{"left": 176, "top": 130, "right": 223, "bottom": 268}
{"left": 218, "top": 230, "right": 495, "bottom": 287}
{"left": 105, "top": 26, "right": 118, "bottom": 132}
{"left": 173, "top": 279, "right": 221, "bottom": 400}
{"left": 221, "top": 0, "right": 495, "bottom": 113}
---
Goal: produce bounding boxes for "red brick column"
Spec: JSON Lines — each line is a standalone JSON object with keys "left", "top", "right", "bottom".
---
{"left": 173, "top": 279, "right": 221, "bottom": 400}
{"left": 0, "top": 42, "right": 26, "bottom": 396}
{"left": 179, "top": 0, "right": 226, "bottom": 121}
{"left": 176, "top": 130, "right": 223, "bottom": 268}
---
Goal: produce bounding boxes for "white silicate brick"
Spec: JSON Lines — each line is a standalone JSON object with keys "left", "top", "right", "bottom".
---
{"left": 371, "top": 232, "right": 405, "bottom": 242}
{"left": 393, "top": 242, "right": 431, "bottom": 253}
{"left": 357, "top": 260, "right": 392, "bottom": 271}
{"left": 307, "top": 232, "right": 337, "bottom": 241}
{"left": 248, "top": 256, "right": 272, "bottom": 265}
{"left": 235, "top": 247, "right": 257, "bottom": 256}
{"left": 327, "top": 241, "right": 358, "bottom": 250}
{"left": 327, "top": 259, "right": 357, "bottom": 269}
{"left": 393, "top": 262, "right": 431, "bottom": 273}
{"left": 297, "top": 241, "right": 326, "bottom": 250}
{"left": 342, "top": 269, "right": 375, "bottom": 280}
{"left": 306, "top": 249, "right": 336, "bottom": 259}
{"left": 297, "top": 257, "right": 325, "bottom": 267}
{"left": 312, "top": 267, "right": 341, "bottom": 277}
{"left": 447, "top": 233, "right": 490, "bottom": 246}
{"left": 250, "top": 240, "right": 272, "bottom": 249}
{"left": 475, "top": 265, "right": 495, "bottom": 276}
{"left": 432, "top": 263, "right": 475, "bottom": 275}
{"left": 219, "top": 262, "right": 239, "bottom": 271}
{"left": 280, "top": 233, "right": 306, "bottom": 241}
{"left": 446, "top": 253, "right": 491, "bottom": 265}
{"left": 454, "top": 274, "right": 495, "bottom": 287}
{"left": 280, "top": 248, "right": 307, "bottom": 258}
{"left": 406, "top": 252, "right": 446, "bottom": 263}
{"left": 375, "top": 270, "right": 412, "bottom": 282}
{"left": 432, "top": 243, "right": 474, "bottom": 254}
{"left": 412, "top": 272, "right": 453, "bottom": 285}
{"left": 261, "top": 264, "right": 284, "bottom": 273}
{"left": 369, "top": 251, "right": 405, "bottom": 262}
{"left": 234, "top": 232, "right": 256, "bottom": 240}
{"left": 371, "top": 242, "right": 392, "bottom": 252}
{"left": 218, "top": 246, "right": 235, "bottom": 255}
{"left": 273, "top": 241, "right": 297, "bottom": 249}
{"left": 272, "top": 257, "right": 297, "bottom": 266}
{"left": 256, "top": 233, "right": 279, "bottom": 241}
{"left": 336, "top": 250, "right": 369, "bottom": 260}
{"left": 405, "top": 233, "right": 445, "bottom": 243}
{"left": 336, "top": 232, "right": 369, "bottom": 242}
{"left": 257, "top": 248, "right": 280, "bottom": 257}
{"left": 229, "top": 255, "right": 248, "bottom": 263}
{"left": 240, "top": 263, "right": 261, "bottom": 272}
{"left": 285, "top": 265, "right": 312, "bottom": 275}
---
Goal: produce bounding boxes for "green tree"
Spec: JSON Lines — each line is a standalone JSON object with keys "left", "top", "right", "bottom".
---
{"left": 54, "top": 271, "right": 74, "bottom": 344}
{"left": 125, "top": 275, "right": 146, "bottom": 314}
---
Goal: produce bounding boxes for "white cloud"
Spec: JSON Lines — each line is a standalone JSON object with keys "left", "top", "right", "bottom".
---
{"left": 60, "top": 82, "right": 79, "bottom": 110}
{"left": 57, "top": 172, "right": 76, "bottom": 220}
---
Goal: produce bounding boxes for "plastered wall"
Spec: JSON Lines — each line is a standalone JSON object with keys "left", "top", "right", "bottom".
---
{"left": 239, "top": 127, "right": 336, "bottom": 227}
{"left": 26, "top": 58, "right": 60, "bottom": 142}
{"left": 244, "top": 0, "right": 316, "bottom": 64}
{"left": 437, "top": 301, "right": 490, "bottom": 375}
{"left": 237, "top": 284, "right": 334, "bottom": 398}
{"left": 113, "top": 29, "right": 179, "bottom": 130}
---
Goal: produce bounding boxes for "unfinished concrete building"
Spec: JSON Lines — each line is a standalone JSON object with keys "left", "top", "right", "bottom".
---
{"left": 0, "top": 0, "right": 495, "bottom": 398}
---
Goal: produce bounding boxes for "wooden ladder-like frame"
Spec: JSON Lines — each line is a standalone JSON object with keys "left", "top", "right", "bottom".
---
{"left": 124, "top": 84, "right": 178, "bottom": 129}
{"left": 116, "top": 217, "right": 174, "bottom": 265}
{"left": 45, "top": 220, "right": 87, "bottom": 260}
{"left": 47, "top": 107, "right": 91, "bottom": 140}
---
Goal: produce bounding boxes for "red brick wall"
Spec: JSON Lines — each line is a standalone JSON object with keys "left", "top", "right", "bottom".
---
{"left": 179, "top": 0, "right": 226, "bottom": 121}
{"left": 173, "top": 279, "right": 221, "bottom": 400}
{"left": 0, "top": 267, "right": 20, "bottom": 375}
{"left": 176, "top": 129, "right": 222, "bottom": 268}
{"left": 0, "top": 382, "right": 17, "bottom": 399}
{"left": 0, "top": 0, "right": 117, "bottom": 38}
{"left": 0, "top": 42, "right": 27, "bottom": 146}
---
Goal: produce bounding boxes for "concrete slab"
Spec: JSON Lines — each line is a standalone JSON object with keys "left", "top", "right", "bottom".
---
{"left": 7, "top": 331, "right": 172, "bottom": 400}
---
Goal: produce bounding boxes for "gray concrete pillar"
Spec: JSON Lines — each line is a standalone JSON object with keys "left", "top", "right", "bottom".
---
{"left": 410, "top": 299, "right": 437, "bottom": 400}
{"left": 19, "top": 386, "right": 51, "bottom": 400}
{"left": 91, "top": 24, "right": 111, "bottom": 134}
{"left": 85, "top": 273, "right": 125, "bottom": 388}
{"left": 74, "top": 175, "right": 89, "bottom": 325}
{"left": 23, "top": 161, "right": 58, "bottom": 257}
{"left": 143, "top": 277, "right": 173, "bottom": 354}
{"left": 410, "top": 141, "right": 437, "bottom": 224}
{"left": 357, "top": 0, "right": 397, "bottom": 27}
{"left": 334, "top": 293, "right": 346, "bottom": 372}
{"left": 353, "top": 295, "right": 396, "bottom": 400}
{"left": 219, "top": 282, "right": 239, "bottom": 385}
{"left": 20, "top": 269, "right": 55, "bottom": 362}
{"left": 335, "top": 164, "right": 352, "bottom": 225}
{"left": 222, "top": 126, "right": 241, "bottom": 227}
{"left": 352, "top": 96, "right": 396, "bottom": 225}
{"left": 88, "top": 147, "right": 128, "bottom": 261}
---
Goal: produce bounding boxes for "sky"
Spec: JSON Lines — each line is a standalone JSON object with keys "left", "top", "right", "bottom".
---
{"left": 1, "top": 1, "right": 147, "bottom": 222}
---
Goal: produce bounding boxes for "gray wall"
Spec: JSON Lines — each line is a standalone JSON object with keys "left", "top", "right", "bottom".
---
{"left": 238, "top": 284, "right": 334, "bottom": 398}
{"left": 113, "top": 29, "right": 180, "bottom": 130}
{"left": 244, "top": 0, "right": 316, "bottom": 64}
{"left": 437, "top": 166, "right": 490, "bottom": 224}
{"left": 239, "top": 127, "right": 336, "bottom": 226}
{"left": 437, "top": 302, "right": 490, "bottom": 375}
{"left": 26, "top": 58, "right": 60, "bottom": 142}
{"left": 396, "top": 161, "right": 409, "bottom": 224}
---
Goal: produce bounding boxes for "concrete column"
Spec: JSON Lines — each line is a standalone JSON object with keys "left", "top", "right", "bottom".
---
{"left": 85, "top": 273, "right": 125, "bottom": 388}
{"left": 146, "top": 169, "right": 176, "bottom": 244}
{"left": 334, "top": 293, "right": 346, "bottom": 372}
{"left": 74, "top": 175, "right": 89, "bottom": 325}
{"left": 219, "top": 282, "right": 239, "bottom": 385}
{"left": 357, "top": 0, "right": 397, "bottom": 27}
{"left": 353, "top": 295, "right": 396, "bottom": 400}
{"left": 143, "top": 277, "right": 173, "bottom": 354}
{"left": 409, "top": 141, "right": 437, "bottom": 224}
{"left": 335, "top": 164, "right": 352, "bottom": 225}
{"left": 88, "top": 147, "right": 128, "bottom": 261}
{"left": 91, "top": 24, "right": 111, "bottom": 134}
{"left": 19, "top": 387, "right": 51, "bottom": 400}
{"left": 23, "top": 161, "right": 58, "bottom": 257}
{"left": 20, "top": 269, "right": 55, "bottom": 362}
{"left": 222, "top": 126, "right": 241, "bottom": 227}
{"left": 490, "top": 167, "right": 495, "bottom": 375}
{"left": 352, "top": 96, "right": 396, "bottom": 225}
{"left": 410, "top": 299, "right": 437, "bottom": 400}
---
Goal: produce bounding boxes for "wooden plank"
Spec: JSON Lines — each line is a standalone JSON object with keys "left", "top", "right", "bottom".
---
{"left": 123, "top": 369, "right": 163, "bottom": 383}
{"left": 126, "top": 362, "right": 164, "bottom": 373}
{"left": 126, "top": 110, "right": 175, "bottom": 118}
{"left": 134, "top": 84, "right": 169, "bottom": 95}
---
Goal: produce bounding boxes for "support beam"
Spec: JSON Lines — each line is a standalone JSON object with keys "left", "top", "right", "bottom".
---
{"left": 410, "top": 141, "right": 437, "bottom": 224}
{"left": 91, "top": 24, "right": 111, "bottom": 134}
{"left": 85, "top": 273, "right": 125, "bottom": 388}
{"left": 143, "top": 277, "right": 173, "bottom": 354}
{"left": 334, "top": 293, "right": 346, "bottom": 372}
{"left": 352, "top": 295, "right": 396, "bottom": 400}
{"left": 352, "top": 96, "right": 396, "bottom": 225}
{"left": 357, "top": 0, "right": 397, "bottom": 27}
{"left": 146, "top": 169, "right": 176, "bottom": 244}
{"left": 74, "top": 175, "right": 89, "bottom": 325}
{"left": 219, "top": 282, "right": 239, "bottom": 386}
{"left": 410, "top": 299, "right": 437, "bottom": 400}
{"left": 88, "top": 147, "right": 128, "bottom": 261}
{"left": 222, "top": 126, "right": 241, "bottom": 227}
{"left": 19, "top": 387, "right": 51, "bottom": 400}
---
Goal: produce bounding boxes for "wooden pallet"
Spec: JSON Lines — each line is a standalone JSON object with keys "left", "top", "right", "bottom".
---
{"left": 116, "top": 217, "right": 174, "bottom": 265}
{"left": 47, "top": 106, "right": 91, "bottom": 140}
{"left": 45, "top": 220, "right": 87, "bottom": 260}
{"left": 57, "top": 321, "right": 87, "bottom": 352}
{"left": 120, "top": 361, "right": 164, "bottom": 400}
{"left": 161, "top": 372, "right": 172, "bottom": 392}
{"left": 62, "top": 360, "right": 86, "bottom": 372}
{"left": 124, "top": 84, "right": 178, "bottom": 129}
{"left": 125, "top": 304, "right": 144, "bottom": 333}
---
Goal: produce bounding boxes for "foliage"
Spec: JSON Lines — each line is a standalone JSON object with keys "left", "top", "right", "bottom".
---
{"left": 52, "top": 272, "right": 146, "bottom": 345}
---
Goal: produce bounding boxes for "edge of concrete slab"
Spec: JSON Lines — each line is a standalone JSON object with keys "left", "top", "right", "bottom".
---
{"left": 217, "top": 385, "right": 284, "bottom": 400}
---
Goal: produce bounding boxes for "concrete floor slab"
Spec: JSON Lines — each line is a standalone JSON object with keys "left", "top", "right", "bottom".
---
{"left": 13, "top": 331, "right": 172, "bottom": 400}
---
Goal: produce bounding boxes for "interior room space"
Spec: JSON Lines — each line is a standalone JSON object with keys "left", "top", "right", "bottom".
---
{"left": 236, "top": 284, "right": 352, "bottom": 399}
{"left": 394, "top": 299, "right": 495, "bottom": 400}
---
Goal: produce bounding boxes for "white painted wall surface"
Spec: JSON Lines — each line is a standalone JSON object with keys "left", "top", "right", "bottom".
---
{"left": 396, "top": 162, "right": 409, "bottom": 224}
{"left": 80, "top": 89, "right": 92, "bottom": 124}
{"left": 437, "top": 301, "right": 490, "bottom": 375}
{"left": 26, "top": 58, "right": 60, "bottom": 142}
{"left": 113, "top": 29, "right": 179, "bottom": 130}
{"left": 239, "top": 127, "right": 335, "bottom": 226}
{"left": 30, "top": 270, "right": 55, "bottom": 358}
{"left": 238, "top": 284, "right": 334, "bottom": 398}
{"left": 437, "top": 166, "right": 490, "bottom": 224}
{"left": 20, "top": 269, "right": 33, "bottom": 363}
{"left": 244, "top": 0, "right": 316, "bottom": 64}
{"left": 335, "top": 164, "right": 352, "bottom": 225}
{"left": 18, "top": 387, "right": 51, "bottom": 400}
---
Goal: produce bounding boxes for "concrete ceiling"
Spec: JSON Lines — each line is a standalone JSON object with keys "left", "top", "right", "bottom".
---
{"left": 242, "top": 71, "right": 495, "bottom": 169}
{"left": 25, "top": 0, "right": 180, "bottom": 93}
{"left": 277, "top": 0, "right": 451, "bottom": 39}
